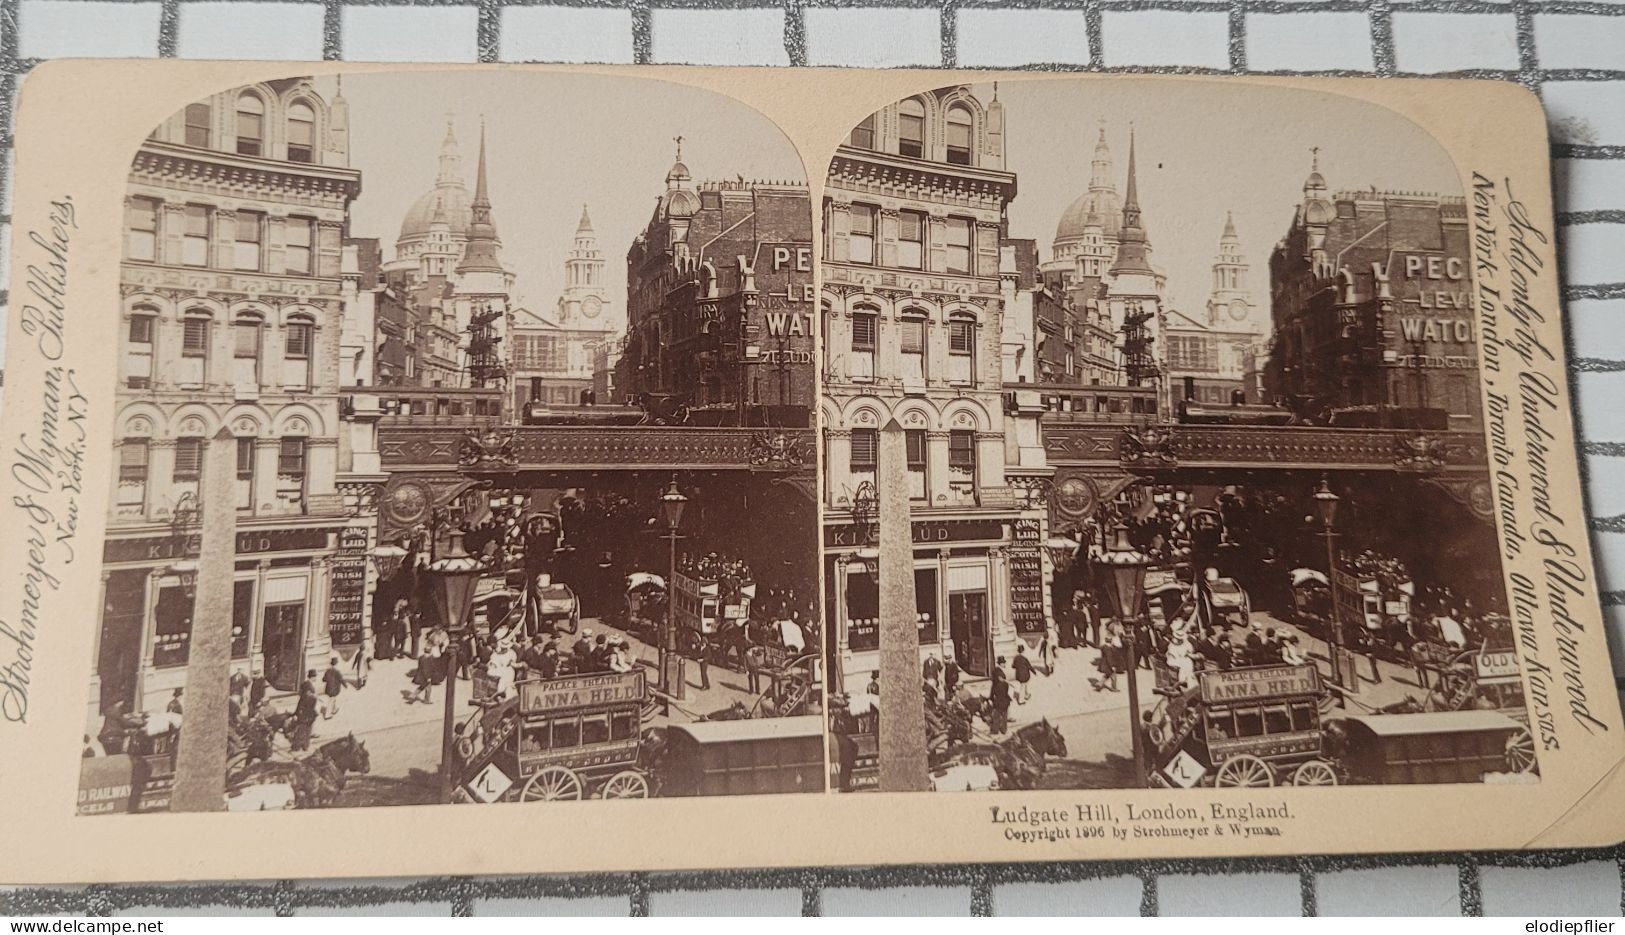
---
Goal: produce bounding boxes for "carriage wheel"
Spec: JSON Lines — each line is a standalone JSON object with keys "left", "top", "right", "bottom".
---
{"left": 1214, "top": 754, "right": 1275, "bottom": 788}
{"left": 522, "top": 765, "right": 583, "bottom": 801}
{"left": 601, "top": 770, "right": 650, "bottom": 799}
{"left": 1291, "top": 759, "right": 1338, "bottom": 786}
{"left": 1505, "top": 728, "right": 1538, "bottom": 773}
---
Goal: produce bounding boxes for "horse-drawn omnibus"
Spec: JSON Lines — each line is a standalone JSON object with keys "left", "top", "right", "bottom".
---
{"left": 1147, "top": 663, "right": 1337, "bottom": 788}
{"left": 672, "top": 570, "right": 754, "bottom": 638}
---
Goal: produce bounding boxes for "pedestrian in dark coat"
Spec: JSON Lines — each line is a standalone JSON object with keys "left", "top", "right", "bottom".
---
{"left": 989, "top": 662, "right": 1011, "bottom": 734}
{"left": 1012, "top": 645, "right": 1034, "bottom": 704}
{"left": 943, "top": 656, "right": 960, "bottom": 698}
{"left": 291, "top": 684, "right": 318, "bottom": 752}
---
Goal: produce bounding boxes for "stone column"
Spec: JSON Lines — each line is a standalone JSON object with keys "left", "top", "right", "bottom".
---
{"left": 877, "top": 418, "right": 928, "bottom": 791}
{"left": 306, "top": 437, "right": 339, "bottom": 497}
{"left": 825, "top": 429, "right": 852, "bottom": 512}
{"left": 976, "top": 431, "right": 1004, "bottom": 494}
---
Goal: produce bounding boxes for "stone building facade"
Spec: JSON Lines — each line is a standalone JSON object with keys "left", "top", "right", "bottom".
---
{"left": 100, "top": 79, "right": 365, "bottom": 726}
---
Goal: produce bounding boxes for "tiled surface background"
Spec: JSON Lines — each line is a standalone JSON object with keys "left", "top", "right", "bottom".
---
{"left": 0, "top": 0, "right": 1622, "bottom": 917}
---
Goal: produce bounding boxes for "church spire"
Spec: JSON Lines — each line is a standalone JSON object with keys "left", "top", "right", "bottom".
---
{"left": 1222, "top": 210, "right": 1238, "bottom": 242}
{"left": 576, "top": 204, "right": 594, "bottom": 234}
{"left": 456, "top": 120, "right": 506, "bottom": 275}
{"left": 436, "top": 114, "right": 463, "bottom": 188}
{"left": 1110, "top": 128, "right": 1153, "bottom": 275}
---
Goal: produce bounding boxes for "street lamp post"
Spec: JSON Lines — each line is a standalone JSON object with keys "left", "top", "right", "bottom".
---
{"left": 423, "top": 529, "right": 485, "bottom": 803}
{"left": 1098, "top": 522, "right": 1150, "bottom": 788}
{"left": 1043, "top": 532, "right": 1082, "bottom": 650}
{"left": 1313, "top": 477, "right": 1345, "bottom": 691}
{"left": 659, "top": 478, "right": 688, "bottom": 700}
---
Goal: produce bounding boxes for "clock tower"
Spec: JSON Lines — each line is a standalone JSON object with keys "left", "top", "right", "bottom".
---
{"left": 559, "top": 204, "right": 607, "bottom": 326}
{"left": 1206, "top": 211, "right": 1253, "bottom": 327}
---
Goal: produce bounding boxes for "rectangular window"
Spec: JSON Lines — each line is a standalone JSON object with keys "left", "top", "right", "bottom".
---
{"left": 235, "top": 211, "right": 263, "bottom": 271}
{"left": 286, "top": 322, "right": 312, "bottom": 359}
{"left": 906, "top": 429, "right": 927, "bottom": 501}
{"left": 184, "top": 103, "right": 210, "bottom": 148}
{"left": 851, "top": 314, "right": 877, "bottom": 350}
{"left": 117, "top": 440, "right": 148, "bottom": 510}
{"left": 850, "top": 428, "right": 877, "bottom": 471}
{"left": 236, "top": 437, "right": 255, "bottom": 511}
{"left": 182, "top": 204, "right": 210, "bottom": 267}
{"left": 849, "top": 312, "right": 877, "bottom": 381}
{"left": 945, "top": 218, "right": 973, "bottom": 275}
{"left": 948, "top": 319, "right": 974, "bottom": 384}
{"left": 848, "top": 204, "right": 876, "bottom": 265}
{"left": 173, "top": 437, "right": 203, "bottom": 480}
{"left": 898, "top": 211, "right": 925, "bottom": 270}
{"left": 946, "top": 118, "right": 972, "bottom": 166}
{"left": 231, "top": 580, "right": 254, "bottom": 659}
{"left": 285, "top": 217, "right": 314, "bottom": 275}
{"left": 126, "top": 197, "right": 159, "bottom": 262}
{"left": 949, "top": 429, "right": 976, "bottom": 497}
{"left": 278, "top": 437, "right": 306, "bottom": 475}
{"left": 181, "top": 317, "right": 210, "bottom": 358}
{"left": 152, "top": 583, "right": 195, "bottom": 668}
{"left": 129, "top": 316, "right": 153, "bottom": 345}
{"left": 899, "top": 109, "right": 924, "bottom": 158}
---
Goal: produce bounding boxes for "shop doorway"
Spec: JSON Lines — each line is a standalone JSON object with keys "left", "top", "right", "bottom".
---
{"left": 948, "top": 591, "right": 988, "bottom": 676}
{"left": 262, "top": 602, "right": 305, "bottom": 692}
{"left": 98, "top": 570, "right": 148, "bottom": 715}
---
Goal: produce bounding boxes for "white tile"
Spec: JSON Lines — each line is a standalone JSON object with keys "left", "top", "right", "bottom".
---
{"left": 177, "top": 2, "right": 325, "bottom": 61}
{"left": 1480, "top": 862, "right": 1623, "bottom": 916}
{"left": 1159, "top": 872, "right": 1302, "bottom": 916}
{"left": 1575, "top": 372, "right": 1625, "bottom": 441}
{"left": 1544, "top": 81, "right": 1625, "bottom": 146}
{"left": 1585, "top": 449, "right": 1625, "bottom": 517}
{"left": 1246, "top": 12, "right": 1375, "bottom": 72}
{"left": 1316, "top": 865, "right": 1461, "bottom": 916}
{"left": 958, "top": 9, "right": 1092, "bottom": 67}
{"left": 1562, "top": 223, "right": 1625, "bottom": 286}
{"left": 992, "top": 877, "right": 1143, "bottom": 916}
{"left": 649, "top": 888, "right": 801, "bottom": 916}
{"left": 1567, "top": 299, "right": 1625, "bottom": 364}
{"left": 1590, "top": 529, "right": 1625, "bottom": 594}
{"left": 652, "top": 8, "right": 789, "bottom": 66}
{"left": 341, "top": 5, "right": 479, "bottom": 63}
{"left": 1392, "top": 12, "right": 1519, "bottom": 73}
{"left": 19, "top": 0, "right": 161, "bottom": 57}
{"left": 1555, "top": 158, "right": 1625, "bottom": 213}
{"left": 805, "top": 7, "right": 940, "bottom": 67}
{"left": 474, "top": 895, "right": 629, "bottom": 916}
{"left": 821, "top": 885, "right": 970, "bottom": 916}
{"left": 500, "top": 6, "right": 634, "bottom": 63}
{"left": 1101, "top": 11, "right": 1229, "bottom": 69}
{"left": 1535, "top": 14, "right": 1625, "bottom": 70}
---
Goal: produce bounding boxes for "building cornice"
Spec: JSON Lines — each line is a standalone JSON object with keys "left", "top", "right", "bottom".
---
{"left": 133, "top": 140, "right": 363, "bottom": 201}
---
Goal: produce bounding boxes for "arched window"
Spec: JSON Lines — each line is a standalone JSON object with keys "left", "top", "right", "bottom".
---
{"left": 286, "top": 101, "right": 315, "bottom": 163}
{"left": 124, "top": 307, "right": 158, "bottom": 388}
{"left": 179, "top": 310, "right": 213, "bottom": 386}
{"left": 946, "top": 105, "right": 973, "bottom": 165}
{"left": 897, "top": 98, "right": 925, "bottom": 158}
{"left": 898, "top": 308, "right": 928, "bottom": 384}
{"left": 233, "top": 312, "right": 263, "bottom": 391}
{"left": 283, "top": 313, "right": 315, "bottom": 390}
{"left": 184, "top": 102, "right": 211, "bottom": 148}
{"left": 947, "top": 311, "right": 977, "bottom": 385}
{"left": 848, "top": 112, "right": 876, "bottom": 150}
{"left": 235, "top": 94, "right": 265, "bottom": 156}
{"left": 849, "top": 304, "right": 878, "bottom": 381}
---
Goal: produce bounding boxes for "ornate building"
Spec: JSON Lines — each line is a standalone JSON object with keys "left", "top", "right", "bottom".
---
{"left": 102, "top": 79, "right": 365, "bottom": 725}
{"left": 1163, "top": 213, "right": 1262, "bottom": 405}
{"left": 1264, "top": 152, "right": 1477, "bottom": 428}
{"left": 1100, "top": 131, "right": 1170, "bottom": 411}
{"left": 1044, "top": 125, "right": 1122, "bottom": 282}
{"left": 820, "top": 86, "right": 1052, "bottom": 693}
{"left": 510, "top": 206, "right": 619, "bottom": 410}
{"left": 623, "top": 145, "right": 815, "bottom": 423}
{"left": 382, "top": 118, "right": 515, "bottom": 399}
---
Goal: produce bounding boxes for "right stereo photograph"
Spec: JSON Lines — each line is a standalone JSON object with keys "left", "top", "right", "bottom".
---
{"left": 817, "top": 80, "right": 1533, "bottom": 794}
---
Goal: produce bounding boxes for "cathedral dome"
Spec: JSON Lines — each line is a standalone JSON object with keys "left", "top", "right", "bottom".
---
{"left": 398, "top": 185, "right": 471, "bottom": 243}
{"left": 1054, "top": 189, "right": 1121, "bottom": 246}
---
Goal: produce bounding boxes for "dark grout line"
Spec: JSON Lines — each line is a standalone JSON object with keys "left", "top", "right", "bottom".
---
{"left": 324, "top": 0, "right": 345, "bottom": 59}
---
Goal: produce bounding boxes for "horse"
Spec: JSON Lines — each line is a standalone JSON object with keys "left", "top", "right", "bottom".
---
{"left": 946, "top": 719, "right": 1068, "bottom": 790}
{"left": 228, "top": 733, "right": 371, "bottom": 809}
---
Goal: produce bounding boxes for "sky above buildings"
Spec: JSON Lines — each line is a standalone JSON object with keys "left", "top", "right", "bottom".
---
{"left": 978, "top": 80, "right": 1466, "bottom": 334}
{"left": 320, "top": 72, "right": 809, "bottom": 331}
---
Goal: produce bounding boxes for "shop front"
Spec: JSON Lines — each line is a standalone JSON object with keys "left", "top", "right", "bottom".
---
{"left": 89, "top": 520, "right": 365, "bottom": 729}
{"left": 823, "top": 515, "right": 1028, "bottom": 695}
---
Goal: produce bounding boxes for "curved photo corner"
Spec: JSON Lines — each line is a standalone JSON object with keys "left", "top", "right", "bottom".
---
{"left": 85, "top": 69, "right": 824, "bottom": 815}
{"left": 817, "top": 79, "right": 1538, "bottom": 794}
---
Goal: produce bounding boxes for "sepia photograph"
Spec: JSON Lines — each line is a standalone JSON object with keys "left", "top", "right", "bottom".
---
{"left": 84, "top": 71, "right": 821, "bottom": 813}
{"left": 820, "top": 81, "right": 1535, "bottom": 793}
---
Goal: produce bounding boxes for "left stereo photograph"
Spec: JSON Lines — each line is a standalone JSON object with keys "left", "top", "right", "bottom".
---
{"left": 84, "top": 71, "right": 823, "bottom": 814}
